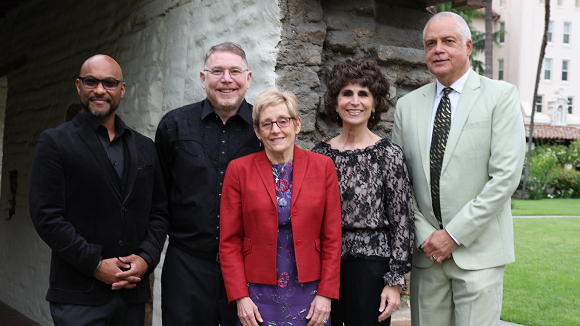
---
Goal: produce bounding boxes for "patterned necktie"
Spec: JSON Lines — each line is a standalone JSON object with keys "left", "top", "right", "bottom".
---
{"left": 430, "top": 87, "right": 453, "bottom": 229}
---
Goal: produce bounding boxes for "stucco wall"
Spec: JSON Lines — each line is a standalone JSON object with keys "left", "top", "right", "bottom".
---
{"left": 0, "top": 1, "right": 280, "bottom": 325}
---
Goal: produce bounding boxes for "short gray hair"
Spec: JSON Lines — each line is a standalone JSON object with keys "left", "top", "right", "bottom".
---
{"left": 203, "top": 42, "right": 248, "bottom": 69}
{"left": 423, "top": 12, "right": 471, "bottom": 47}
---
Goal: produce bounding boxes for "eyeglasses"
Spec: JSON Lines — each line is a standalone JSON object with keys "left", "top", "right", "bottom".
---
{"left": 204, "top": 69, "right": 248, "bottom": 78}
{"left": 78, "top": 76, "right": 124, "bottom": 91}
{"left": 258, "top": 117, "right": 295, "bottom": 131}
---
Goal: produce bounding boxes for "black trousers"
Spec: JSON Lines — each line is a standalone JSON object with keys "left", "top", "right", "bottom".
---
{"left": 331, "top": 257, "right": 392, "bottom": 326}
{"left": 161, "top": 244, "right": 236, "bottom": 326}
{"left": 50, "top": 292, "right": 145, "bottom": 326}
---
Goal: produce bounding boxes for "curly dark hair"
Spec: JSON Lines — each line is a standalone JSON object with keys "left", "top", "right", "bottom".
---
{"left": 324, "top": 58, "right": 390, "bottom": 129}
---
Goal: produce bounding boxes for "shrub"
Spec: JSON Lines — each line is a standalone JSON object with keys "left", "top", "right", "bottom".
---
{"left": 549, "top": 169, "right": 580, "bottom": 198}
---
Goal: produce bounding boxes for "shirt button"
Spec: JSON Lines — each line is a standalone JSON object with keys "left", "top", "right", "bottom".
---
{"left": 217, "top": 225, "right": 220, "bottom": 229}
{"left": 220, "top": 171, "right": 224, "bottom": 175}
{"left": 216, "top": 237, "right": 219, "bottom": 240}
{"left": 113, "top": 162, "right": 117, "bottom": 166}
{"left": 118, "top": 240, "right": 123, "bottom": 247}
{"left": 122, "top": 207, "right": 127, "bottom": 212}
{"left": 296, "top": 240, "right": 302, "bottom": 246}
{"left": 221, "top": 140, "right": 226, "bottom": 144}
{"left": 217, "top": 214, "right": 220, "bottom": 218}
{"left": 292, "top": 210, "right": 298, "bottom": 216}
{"left": 221, "top": 151, "right": 225, "bottom": 155}
{"left": 220, "top": 182, "right": 223, "bottom": 186}
{"left": 222, "top": 130, "right": 226, "bottom": 133}
{"left": 219, "top": 193, "right": 222, "bottom": 197}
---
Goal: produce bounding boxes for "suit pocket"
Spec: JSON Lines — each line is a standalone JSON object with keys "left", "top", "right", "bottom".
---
{"left": 315, "top": 239, "right": 321, "bottom": 253}
{"left": 242, "top": 238, "right": 252, "bottom": 255}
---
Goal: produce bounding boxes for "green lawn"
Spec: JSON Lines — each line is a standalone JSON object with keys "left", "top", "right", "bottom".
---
{"left": 511, "top": 198, "right": 580, "bottom": 216}
{"left": 501, "top": 218, "right": 580, "bottom": 326}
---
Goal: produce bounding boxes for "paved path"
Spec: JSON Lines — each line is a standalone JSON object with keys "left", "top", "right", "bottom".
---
{"left": 514, "top": 215, "right": 580, "bottom": 218}
{"left": 391, "top": 307, "right": 525, "bottom": 326}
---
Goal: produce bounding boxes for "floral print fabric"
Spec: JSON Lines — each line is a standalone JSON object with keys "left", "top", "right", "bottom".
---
{"left": 312, "top": 138, "right": 414, "bottom": 287}
{"left": 240, "top": 161, "right": 322, "bottom": 326}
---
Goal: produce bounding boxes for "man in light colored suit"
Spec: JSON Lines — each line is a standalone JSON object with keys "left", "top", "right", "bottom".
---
{"left": 392, "top": 12, "right": 525, "bottom": 326}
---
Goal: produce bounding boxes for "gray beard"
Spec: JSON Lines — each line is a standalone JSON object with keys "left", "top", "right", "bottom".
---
{"left": 81, "top": 100, "right": 117, "bottom": 118}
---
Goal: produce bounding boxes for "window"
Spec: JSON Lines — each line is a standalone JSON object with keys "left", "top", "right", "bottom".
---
{"left": 500, "top": 0, "right": 506, "bottom": 5}
{"left": 568, "top": 97, "right": 574, "bottom": 114}
{"left": 499, "top": 22, "right": 506, "bottom": 43}
{"left": 562, "top": 60, "right": 569, "bottom": 81}
{"left": 548, "top": 21, "right": 553, "bottom": 42}
{"left": 540, "top": 0, "right": 544, "bottom": 4}
{"left": 558, "top": 0, "right": 563, "bottom": 6}
{"left": 564, "top": 23, "right": 570, "bottom": 44}
{"left": 536, "top": 95, "right": 543, "bottom": 113}
{"left": 576, "top": 0, "right": 580, "bottom": 8}
{"left": 498, "top": 59, "right": 504, "bottom": 80}
{"left": 544, "top": 58, "right": 552, "bottom": 80}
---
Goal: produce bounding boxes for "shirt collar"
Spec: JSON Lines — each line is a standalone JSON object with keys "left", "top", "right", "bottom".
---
{"left": 79, "top": 109, "right": 131, "bottom": 138}
{"left": 201, "top": 98, "right": 253, "bottom": 125}
{"left": 436, "top": 69, "right": 470, "bottom": 96}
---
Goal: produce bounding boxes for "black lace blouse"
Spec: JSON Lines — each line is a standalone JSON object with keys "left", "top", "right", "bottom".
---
{"left": 312, "top": 137, "right": 414, "bottom": 287}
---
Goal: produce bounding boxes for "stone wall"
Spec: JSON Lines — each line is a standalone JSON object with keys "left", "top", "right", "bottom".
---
{"left": 277, "top": 0, "right": 435, "bottom": 149}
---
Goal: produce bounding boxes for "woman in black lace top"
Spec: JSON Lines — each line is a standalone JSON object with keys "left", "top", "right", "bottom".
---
{"left": 312, "top": 58, "right": 414, "bottom": 326}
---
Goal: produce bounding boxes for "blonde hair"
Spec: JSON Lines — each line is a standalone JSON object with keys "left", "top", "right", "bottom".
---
{"left": 252, "top": 88, "right": 300, "bottom": 125}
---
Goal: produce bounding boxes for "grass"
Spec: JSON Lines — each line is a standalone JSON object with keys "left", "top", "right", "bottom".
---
{"left": 511, "top": 198, "right": 580, "bottom": 216}
{"left": 501, "top": 218, "right": 580, "bottom": 326}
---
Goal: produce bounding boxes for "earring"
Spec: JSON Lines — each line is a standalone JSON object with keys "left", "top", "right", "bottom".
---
{"left": 336, "top": 116, "right": 340, "bottom": 121}
{"left": 371, "top": 112, "right": 375, "bottom": 121}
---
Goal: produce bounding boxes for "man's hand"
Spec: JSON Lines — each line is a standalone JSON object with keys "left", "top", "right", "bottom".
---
{"left": 94, "top": 257, "right": 130, "bottom": 285}
{"left": 378, "top": 285, "right": 400, "bottom": 323}
{"left": 111, "top": 255, "right": 149, "bottom": 290}
{"left": 422, "top": 229, "right": 458, "bottom": 265}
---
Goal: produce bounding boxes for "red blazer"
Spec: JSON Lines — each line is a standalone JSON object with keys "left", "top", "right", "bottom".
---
{"left": 219, "top": 146, "right": 342, "bottom": 304}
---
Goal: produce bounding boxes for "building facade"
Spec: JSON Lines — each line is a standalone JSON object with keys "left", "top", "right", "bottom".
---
{"left": 475, "top": 0, "right": 580, "bottom": 134}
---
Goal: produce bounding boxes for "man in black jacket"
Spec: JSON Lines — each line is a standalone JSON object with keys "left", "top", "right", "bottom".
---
{"left": 29, "top": 54, "right": 169, "bottom": 326}
{"left": 156, "top": 42, "right": 261, "bottom": 325}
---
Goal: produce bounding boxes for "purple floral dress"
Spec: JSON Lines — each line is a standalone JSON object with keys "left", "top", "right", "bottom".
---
{"left": 238, "top": 161, "right": 325, "bottom": 326}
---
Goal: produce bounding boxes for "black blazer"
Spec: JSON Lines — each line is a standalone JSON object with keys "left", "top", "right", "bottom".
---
{"left": 29, "top": 112, "right": 169, "bottom": 305}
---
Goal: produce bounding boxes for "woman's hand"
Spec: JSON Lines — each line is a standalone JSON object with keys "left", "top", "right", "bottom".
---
{"left": 378, "top": 284, "right": 400, "bottom": 323}
{"left": 236, "top": 296, "right": 263, "bottom": 326}
{"left": 306, "top": 294, "right": 331, "bottom": 326}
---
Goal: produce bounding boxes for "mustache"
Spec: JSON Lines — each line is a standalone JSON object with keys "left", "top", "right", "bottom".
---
{"left": 89, "top": 95, "right": 111, "bottom": 103}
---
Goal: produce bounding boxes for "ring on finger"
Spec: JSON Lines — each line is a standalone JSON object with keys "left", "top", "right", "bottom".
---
{"left": 322, "top": 318, "right": 327, "bottom": 323}
{"left": 432, "top": 255, "right": 437, "bottom": 260}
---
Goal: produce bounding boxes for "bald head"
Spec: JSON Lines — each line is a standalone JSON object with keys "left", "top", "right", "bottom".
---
{"left": 80, "top": 54, "right": 124, "bottom": 80}
{"left": 76, "top": 54, "right": 126, "bottom": 121}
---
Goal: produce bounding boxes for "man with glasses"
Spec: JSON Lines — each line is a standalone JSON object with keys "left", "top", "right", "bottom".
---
{"left": 156, "top": 42, "right": 261, "bottom": 325}
{"left": 29, "top": 54, "right": 169, "bottom": 326}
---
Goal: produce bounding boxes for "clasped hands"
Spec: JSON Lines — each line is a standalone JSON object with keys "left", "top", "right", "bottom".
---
{"left": 421, "top": 229, "right": 458, "bottom": 265}
{"left": 94, "top": 254, "right": 149, "bottom": 290}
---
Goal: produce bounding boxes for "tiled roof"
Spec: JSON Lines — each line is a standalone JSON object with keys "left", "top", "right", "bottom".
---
{"left": 525, "top": 124, "right": 580, "bottom": 140}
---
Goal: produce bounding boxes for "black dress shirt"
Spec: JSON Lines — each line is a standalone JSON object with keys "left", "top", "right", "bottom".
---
{"left": 155, "top": 99, "right": 262, "bottom": 253}
{"left": 80, "top": 111, "right": 131, "bottom": 193}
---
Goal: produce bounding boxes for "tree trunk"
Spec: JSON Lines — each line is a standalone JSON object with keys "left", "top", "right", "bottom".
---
{"left": 484, "top": 0, "right": 493, "bottom": 78}
{"left": 521, "top": 0, "right": 550, "bottom": 199}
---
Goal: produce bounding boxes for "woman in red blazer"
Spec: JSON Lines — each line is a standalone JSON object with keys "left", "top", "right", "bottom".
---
{"left": 220, "top": 88, "right": 342, "bottom": 326}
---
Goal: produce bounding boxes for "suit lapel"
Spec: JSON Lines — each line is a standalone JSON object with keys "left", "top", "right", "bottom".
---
{"left": 442, "top": 70, "right": 481, "bottom": 173}
{"left": 254, "top": 151, "right": 277, "bottom": 207}
{"left": 122, "top": 132, "right": 138, "bottom": 202}
{"left": 75, "top": 116, "right": 122, "bottom": 200}
{"left": 419, "top": 83, "right": 437, "bottom": 183}
{"left": 290, "top": 146, "right": 306, "bottom": 208}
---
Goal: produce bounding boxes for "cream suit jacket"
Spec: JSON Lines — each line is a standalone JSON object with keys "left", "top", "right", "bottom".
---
{"left": 392, "top": 69, "right": 526, "bottom": 270}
